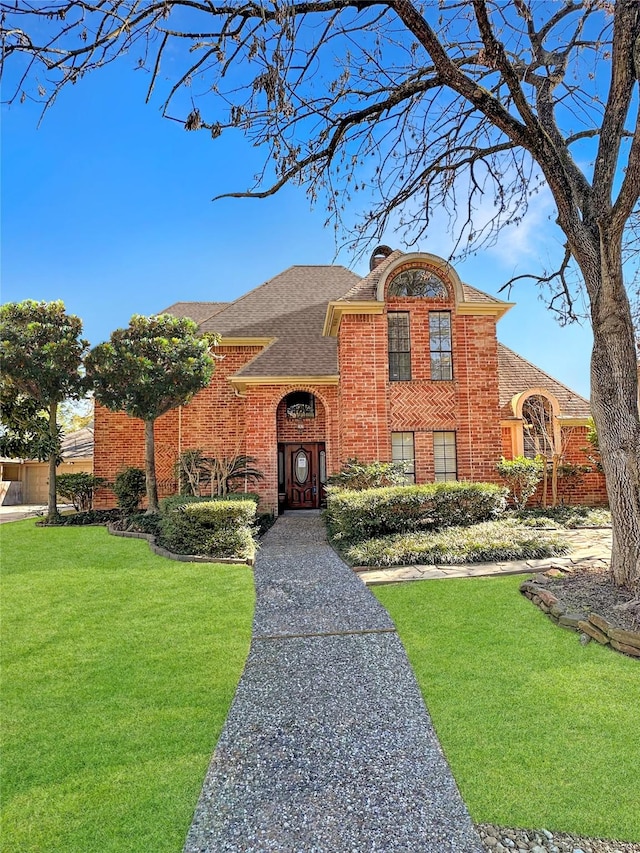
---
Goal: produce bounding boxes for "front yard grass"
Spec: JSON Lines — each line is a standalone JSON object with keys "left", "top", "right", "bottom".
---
{"left": 1, "top": 520, "right": 254, "bottom": 853}
{"left": 375, "top": 575, "right": 640, "bottom": 842}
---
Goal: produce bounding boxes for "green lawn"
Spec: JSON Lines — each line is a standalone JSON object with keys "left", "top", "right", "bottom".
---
{"left": 375, "top": 576, "right": 640, "bottom": 842}
{"left": 0, "top": 520, "right": 254, "bottom": 853}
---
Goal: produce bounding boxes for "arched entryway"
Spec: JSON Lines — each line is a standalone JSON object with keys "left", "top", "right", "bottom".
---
{"left": 276, "top": 391, "right": 327, "bottom": 511}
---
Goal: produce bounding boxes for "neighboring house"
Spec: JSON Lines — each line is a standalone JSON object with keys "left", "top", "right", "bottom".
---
{"left": 94, "top": 248, "right": 607, "bottom": 511}
{"left": 0, "top": 427, "right": 94, "bottom": 506}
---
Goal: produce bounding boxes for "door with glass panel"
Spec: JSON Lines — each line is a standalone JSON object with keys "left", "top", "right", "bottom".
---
{"left": 278, "top": 442, "right": 327, "bottom": 509}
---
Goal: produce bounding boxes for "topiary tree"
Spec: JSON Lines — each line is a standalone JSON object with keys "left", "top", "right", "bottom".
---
{"left": 496, "top": 456, "right": 544, "bottom": 511}
{"left": 86, "top": 315, "right": 216, "bottom": 514}
{"left": 0, "top": 300, "right": 89, "bottom": 522}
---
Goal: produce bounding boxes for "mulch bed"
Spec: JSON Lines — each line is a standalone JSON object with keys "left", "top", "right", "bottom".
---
{"left": 541, "top": 565, "right": 639, "bottom": 633}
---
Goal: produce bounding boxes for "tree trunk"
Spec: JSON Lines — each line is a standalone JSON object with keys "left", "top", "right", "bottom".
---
{"left": 541, "top": 461, "right": 548, "bottom": 509}
{"left": 586, "top": 240, "right": 640, "bottom": 592}
{"left": 47, "top": 400, "right": 60, "bottom": 523}
{"left": 551, "top": 455, "right": 559, "bottom": 508}
{"left": 144, "top": 419, "right": 159, "bottom": 514}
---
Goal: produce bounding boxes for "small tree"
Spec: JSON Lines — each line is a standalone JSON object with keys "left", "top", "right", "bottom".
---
{"left": 87, "top": 315, "right": 216, "bottom": 513}
{"left": 496, "top": 456, "right": 544, "bottom": 511}
{"left": 0, "top": 301, "right": 89, "bottom": 522}
{"left": 56, "top": 472, "right": 107, "bottom": 512}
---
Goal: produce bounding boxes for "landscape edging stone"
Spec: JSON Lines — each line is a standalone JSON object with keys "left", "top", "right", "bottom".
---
{"left": 520, "top": 579, "right": 640, "bottom": 658}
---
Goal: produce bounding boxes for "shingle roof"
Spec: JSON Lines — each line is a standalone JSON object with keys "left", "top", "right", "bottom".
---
{"left": 60, "top": 427, "right": 94, "bottom": 460}
{"left": 460, "top": 283, "right": 504, "bottom": 304}
{"left": 339, "top": 251, "right": 404, "bottom": 301}
{"left": 199, "top": 266, "right": 360, "bottom": 377}
{"left": 161, "top": 302, "right": 229, "bottom": 324}
{"left": 497, "top": 344, "right": 590, "bottom": 419}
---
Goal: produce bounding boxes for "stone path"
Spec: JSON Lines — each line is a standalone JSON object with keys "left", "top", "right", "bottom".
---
{"left": 357, "top": 528, "right": 612, "bottom": 586}
{"left": 184, "top": 511, "right": 484, "bottom": 853}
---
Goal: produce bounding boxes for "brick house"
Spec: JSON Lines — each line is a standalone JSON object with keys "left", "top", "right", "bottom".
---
{"left": 94, "top": 247, "right": 607, "bottom": 511}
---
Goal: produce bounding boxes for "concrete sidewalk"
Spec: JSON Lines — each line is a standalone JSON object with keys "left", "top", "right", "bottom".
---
{"left": 184, "top": 512, "right": 483, "bottom": 853}
{"left": 0, "top": 504, "right": 74, "bottom": 524}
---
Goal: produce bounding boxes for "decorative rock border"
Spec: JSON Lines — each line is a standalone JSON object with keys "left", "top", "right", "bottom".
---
{"left": 107, "top": 524, "right": 254, "bottom": 566}
{"left": 520, "top": 580, "right": 640, "bottom": 658}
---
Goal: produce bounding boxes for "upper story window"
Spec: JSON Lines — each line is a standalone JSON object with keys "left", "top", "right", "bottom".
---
{"left": 429, "top": 311, "right": 453, "bottom": 380}
{"left": 388, "top": 312, "right": 411, "bottom": 381}
{"left": 285, "top": 391, "right": 315, "bottom": 419}
{"left": 387, "top": 267, "right": 448, "bottom": 299}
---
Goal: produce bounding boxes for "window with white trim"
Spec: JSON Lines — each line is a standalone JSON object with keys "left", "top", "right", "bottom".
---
{"left": 433, "top": 431, "right": 457, "bottom": 481}
{"left": 391, "top": 431, "right": 415, "bottom": 483}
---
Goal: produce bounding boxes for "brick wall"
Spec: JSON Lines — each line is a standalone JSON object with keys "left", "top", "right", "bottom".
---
{"left": 336, "top": 298, "right": 503, "bottom": 484}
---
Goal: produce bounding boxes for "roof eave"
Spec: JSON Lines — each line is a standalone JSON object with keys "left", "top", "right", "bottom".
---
{"left": 230, "top": 375, "right": 339, "bottom": 395}
{"left": 322, "top": 301, "right": 385, "bottom": 337}
{"left": 457, "top": 302, "right": 515, "bottom": 320}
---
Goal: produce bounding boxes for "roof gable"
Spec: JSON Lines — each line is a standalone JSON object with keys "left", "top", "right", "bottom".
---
{"left": 498, "top": 344, "right": 590, "bottom": 419}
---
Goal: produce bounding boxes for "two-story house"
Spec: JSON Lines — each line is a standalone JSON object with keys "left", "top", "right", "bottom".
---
{"left": 94, "top": 247, "right": 607, "bottom": 510}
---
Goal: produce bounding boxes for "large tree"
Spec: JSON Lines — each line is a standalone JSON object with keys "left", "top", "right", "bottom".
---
{"left": 86, "top": 314, "right": 216, "bottom": 514}
{"left": 0, "top": 300, "right": 89, "bottom": 522}
{"left": 2, "top": 0, "right": 639, "bottom": 588}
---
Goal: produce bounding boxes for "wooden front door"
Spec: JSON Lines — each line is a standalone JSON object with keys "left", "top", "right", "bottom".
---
{"left": 279, "top": 443, "right": 325, "bottom": 510}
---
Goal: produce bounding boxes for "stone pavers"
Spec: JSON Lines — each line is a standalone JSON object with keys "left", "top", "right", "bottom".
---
{"left": 184, "top": 512, "right": 484, "bottom": 853}
{"left": 357, "top": 527, "right": 612, "bottom": 586}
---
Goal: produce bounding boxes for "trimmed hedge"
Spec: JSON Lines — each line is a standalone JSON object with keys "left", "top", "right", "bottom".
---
{"left": 158, "top": 499, "right": 257, "bottom": 559}
{"left": 345, "top": 521, "right": 568, "bottom": 567}
{"left": 326, "top": 481, "right": 508, "bottom": 543}
{"left": 159, "top": 492, "right": 260, "bottom": 515}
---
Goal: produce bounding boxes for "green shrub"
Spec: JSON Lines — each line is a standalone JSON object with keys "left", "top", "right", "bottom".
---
{"left": 327, "top": 458, "right": 409, "bottom": 490}
{"left": 112, "top": 467, "right": 146, "bottom": 514}
{"left": 256, "top": 511, "right": 276, "bottom": 537}
{"left": 157, "top": 499, "right": 257, "bottom": 558}
{"left": 326, "top": 481, "right": 507, "bottom": 543}
{"left": 56, "top": 473, "right": 109, "bottom": 511}
{"left": 159, "top": 492, "right": 260, "bottom": 515}
{"left": 39, "top": 508, "right": 122, "bottom": 526}
{"left": 184, "top": 500, "right": 256, "bottom": 527}
{"left": 345, "top": 521, "right": 569, "bottom": 567}
{"left": 110, "top": 513, "right": 163, "bottom": 536}
{"left": 496, "top": 456, "right": 544, "bottom": 509}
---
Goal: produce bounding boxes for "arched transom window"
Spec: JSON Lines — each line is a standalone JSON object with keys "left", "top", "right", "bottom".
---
{"left": 387, "top": 267, "right": 448, "bottom": 298}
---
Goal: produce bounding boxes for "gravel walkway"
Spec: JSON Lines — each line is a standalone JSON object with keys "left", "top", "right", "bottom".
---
{"left": 184, "top": 511, "right": 484, "bottom": 853}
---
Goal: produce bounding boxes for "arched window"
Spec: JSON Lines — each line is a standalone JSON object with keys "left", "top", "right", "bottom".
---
{"left": 387, "top": 268, "right": 448, "bottom": 298}
{"left": 522, "top": 395, "right": 555, "bottom": 458}
{"left": 284, "top": 391, "right": 315, "bottom": 419}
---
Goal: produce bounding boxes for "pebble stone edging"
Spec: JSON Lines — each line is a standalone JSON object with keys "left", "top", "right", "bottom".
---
{"left": 106, "top": 523, "right": 253, "bottom": 566}
{"left": 477, "top": 823, "right": 640, "bottom": 853}
{"left": 519, "top": 580, "right": 640, "bottom": 658}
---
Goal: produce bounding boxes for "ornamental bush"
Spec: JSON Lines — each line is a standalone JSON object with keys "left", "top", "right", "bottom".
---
{"left": 56, "top": 473, "right": 108, "bottom": 511}
{"left": 496, "top": 456, "right": 544, "bottom": 510}
{"left": 325, "top": 481, "right": 507, "bottom": 543}
{"left": 112, "top": 466, "right": 146, "bottom": 514}
{"left": 327, "top": 458, "right": 409, "bottom": 490}
{"left": 159, "top": 492, "right": 260, "bottom": 515}
{"left": 158, "top": 498, "right": 256, "bottom": 559}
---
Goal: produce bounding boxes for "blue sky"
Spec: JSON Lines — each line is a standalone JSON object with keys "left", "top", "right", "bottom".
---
{"left": 2, "top": 56, "right": 594, "bottom": 399}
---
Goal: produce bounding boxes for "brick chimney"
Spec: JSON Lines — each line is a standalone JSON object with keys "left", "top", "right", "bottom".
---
{"left": 369, "top": 245, "right": 393, "bottom": 271}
